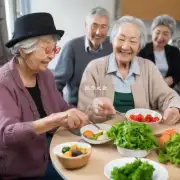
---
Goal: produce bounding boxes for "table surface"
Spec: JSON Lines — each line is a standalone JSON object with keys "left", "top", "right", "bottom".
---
{"left": 50, "top": 118, "right": 180, "bottom": 180}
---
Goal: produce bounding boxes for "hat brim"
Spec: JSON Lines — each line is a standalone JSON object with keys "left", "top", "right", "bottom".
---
{"left": 6, "top": 30, "right": 64, "bottom": 48}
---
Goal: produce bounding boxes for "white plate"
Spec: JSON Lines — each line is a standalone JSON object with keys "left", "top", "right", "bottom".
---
{"left": 104, "top": 158, "right": 168, "bottom": 180}
{"left": 80, "top": 123, "right": 112, "bottom": 144}
{"left": 126, "top": 108, "right": 162, "bottom": 124}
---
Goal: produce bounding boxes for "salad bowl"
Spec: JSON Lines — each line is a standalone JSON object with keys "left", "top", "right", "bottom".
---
{"left": 107, "top": 122, "right": 159, "bottom": 157}
{"left": 104, "top": 158, "right": 168, "bottom": 180}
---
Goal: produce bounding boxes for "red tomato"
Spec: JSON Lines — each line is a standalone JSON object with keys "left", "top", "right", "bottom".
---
{"left": 135, "top": 114, "right": 144, "bottom": 122}
{"left": 152, "top": 116, "right": 160, "bottom": 122}
{"left": 144, "top": 114, "right": 153, "bottom": 122}
{"left": 130, "top": 114, "right": 136, "bottom": 120}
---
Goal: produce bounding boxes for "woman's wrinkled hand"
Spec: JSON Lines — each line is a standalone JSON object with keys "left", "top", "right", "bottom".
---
{"left": 164, "top": 76, "right": 174, "bottom": 86}
{"left": 65, "top": 108, "right": 88, "bottom": 128}
{"left": 49, "top": 108, "right": 88, "bottom": 129}
{"left": 163, "top": 107, "right": 180, "bottom": 124}
{"left": 92, "top": 97, "right": 116, "bottom": 116}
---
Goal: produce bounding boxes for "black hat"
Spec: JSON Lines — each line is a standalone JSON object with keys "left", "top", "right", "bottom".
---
{"left": 6, "top": 12, "right": 64, "bottom": 48}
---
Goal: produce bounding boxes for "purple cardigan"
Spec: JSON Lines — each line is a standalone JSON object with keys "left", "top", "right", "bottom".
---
{"left": 0, "top": 58, "right": 71, "bottom": 179}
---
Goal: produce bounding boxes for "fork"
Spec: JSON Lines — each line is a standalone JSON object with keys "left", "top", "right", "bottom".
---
{"left": 87, "top": 119, "right": 101, "bottom": 130}
{"left": 116, "top": 110, "right": 122, "bottom": 116}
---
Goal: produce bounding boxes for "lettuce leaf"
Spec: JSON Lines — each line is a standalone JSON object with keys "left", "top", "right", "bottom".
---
{"left": 107, "top": 122, "right": 159, "bottom": 151}
{"left": 111, "top": 159, "right": 155, "bottom": 180}
{"left": 158, "top": 133, "right": 180, "bottom": 165}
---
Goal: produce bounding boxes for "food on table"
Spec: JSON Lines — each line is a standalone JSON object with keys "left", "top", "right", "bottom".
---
{"left": 158, "top": 132, "right": 180, "bottom": 166}
{"left": 64, "top": 151, "right": 72, "bottom": 157}
{"left": 62, "top": 144, "right": 89, "bottom": 157}
{"left": 129, "top": 113, "right": 160, "bottom": 123}
{"left": 83, "top": 129, "right": 108, "bottom": 140}
{"left": 62, "top": 146, "right": 70, "bottom": 153}
{"left": 163, "top": 129, "right": 177, "bottom": 136}
{"left": 107, "top": 122, "right": 159, "bottom": 151}
{"left": 111, "top": 159, "right": 155, "bottom": 180}
{"left": 159, "top": 128, "right": 177, "bottom": 147}
{"left": 83, "top": 130, "right": 94, "bottom": 138}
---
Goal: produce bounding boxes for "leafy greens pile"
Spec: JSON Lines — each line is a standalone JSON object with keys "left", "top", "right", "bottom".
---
{"left": 107, "top": 122, "right": 159, "bottom": 151}
{"left": 158, "top": 133, "right": 180, "bottom": 165}
{"left": 111, "top": 159, "right": 155, "bottom": 180}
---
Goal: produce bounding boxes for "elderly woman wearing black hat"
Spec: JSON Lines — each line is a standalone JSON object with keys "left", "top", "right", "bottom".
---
{"left": 0, "top": 13, "right": 89, "bottom": 180}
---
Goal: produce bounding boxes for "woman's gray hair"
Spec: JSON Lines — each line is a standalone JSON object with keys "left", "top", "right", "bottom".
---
{"left": 85, "top": 6, "right": 110, "bottom": 26}
{"left": 11, "top": 37, "right": 39, "bottom": 55}
{"left": 151, "top": 14, "right": 176, "bottom": 36}
{"left": 110, "top": 16, "right": 147, "bottom": 49}
{"left": 11, "top": 35, "right": 60, "bottom": 55}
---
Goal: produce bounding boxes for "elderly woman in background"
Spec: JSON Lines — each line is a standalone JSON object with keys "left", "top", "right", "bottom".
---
{"left": 138, "top": 15, "right": 180, "bottom": 90}
{"left": 78, "top": 16, "right": 180, "bottom": 125}
{"left": 0, "top": 13, "right": 89, "bottom": 180}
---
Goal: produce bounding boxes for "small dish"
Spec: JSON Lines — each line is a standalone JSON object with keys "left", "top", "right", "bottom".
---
{"left": 80, "top": 123, "right": 112, "bottom": 144}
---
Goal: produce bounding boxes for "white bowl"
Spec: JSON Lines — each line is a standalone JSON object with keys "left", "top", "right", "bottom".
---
{"left": 126, "top": 108, "right": 162, "bottom": 124}
{"left": 80, "top": 123, "right": 112, "bottom": 144}
{"left": 117, "top": 146, "right": 150, "bottom": 158}
{"left": 104, "top": 158, "right": 168, "bottom": 180}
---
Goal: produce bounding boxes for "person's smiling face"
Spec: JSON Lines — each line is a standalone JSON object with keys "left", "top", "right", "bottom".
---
{"left": 113, "top": 23, "right": 141, "bottom": 64}
{"left": 152, "top": 25, "right": 171, "bottom": 49}
{"left": 22, "top": 35, "right": 60, "bottom": 73}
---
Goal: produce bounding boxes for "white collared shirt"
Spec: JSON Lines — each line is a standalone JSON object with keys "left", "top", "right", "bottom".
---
{"left": 107, "top": 54, "right": 140, "bottom": 93}
{"left": 84, "top": 36, "right": 103, "bottom": 53}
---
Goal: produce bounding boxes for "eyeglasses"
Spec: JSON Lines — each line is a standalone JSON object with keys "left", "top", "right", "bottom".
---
{"left": 44, "top": 46, "right": 60, "bottom": 55}
{"left": 39, "top": 46, "right": 60, "bottom": 55}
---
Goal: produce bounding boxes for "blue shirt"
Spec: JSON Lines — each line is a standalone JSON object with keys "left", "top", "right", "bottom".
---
{"left": 85, "top": 36, "right": 103, "bottom": 53}
{"left": 107, "top": 54, "right": 140, "bottom": 93}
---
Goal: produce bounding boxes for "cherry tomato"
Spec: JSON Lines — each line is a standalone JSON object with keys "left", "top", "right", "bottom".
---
{"left": 130, "top": 114, "right": 136, "bottom": 120}
{"left": 152, "top": 116, "right": 160, "bottom": 122}
{"left": 135, "top": 114, "right": 144, "bottom": 122}
{"left": 145, "top": 114, "right": 153, "bottom": 122}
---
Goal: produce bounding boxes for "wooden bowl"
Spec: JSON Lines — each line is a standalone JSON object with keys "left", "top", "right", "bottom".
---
{"left": 53, "top": 142, "right": 92, "bottom": 169}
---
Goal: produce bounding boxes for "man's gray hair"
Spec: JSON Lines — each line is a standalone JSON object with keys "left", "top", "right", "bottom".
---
{"left": 110, "top": 16, "right": 147, "bottom": 49}
{"left": 151, "top": 14, "right": 176, "bottom": 36}
{"left": 85, "top": 6, "right": 110, "bottom": 25}
{"left": 11, "top": 35, "right": 59, "bottom": 55}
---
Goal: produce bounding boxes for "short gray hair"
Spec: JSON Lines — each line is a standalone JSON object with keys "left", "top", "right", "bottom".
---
{"left": 85, "top": 6, "right": 110, "bottom": 26}
{"left": 110, "top": 16, "right": 147, "bottom": 49}
{"left": 11, "top": 38, "right": 38, "bottom": 55}
{"left": 151, "top": 14, "right": 176, "bottom": 36}
{"left": 11, "top": 35, "right": 59, "bottom": 55}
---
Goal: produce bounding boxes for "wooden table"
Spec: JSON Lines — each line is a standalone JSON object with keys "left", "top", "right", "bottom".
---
{"left": 50, "top": 119, "right": 180, "bottom": 180}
